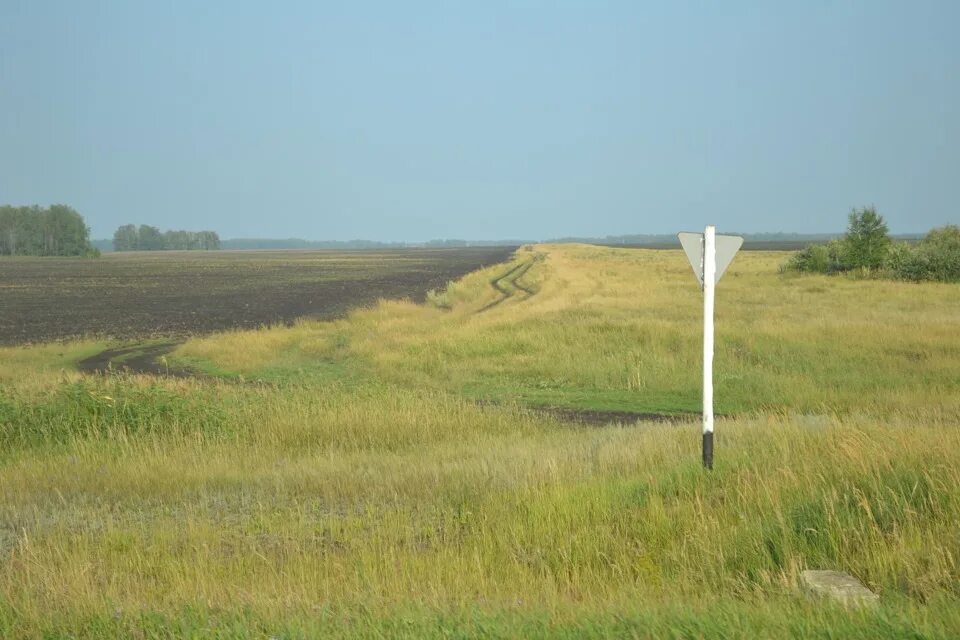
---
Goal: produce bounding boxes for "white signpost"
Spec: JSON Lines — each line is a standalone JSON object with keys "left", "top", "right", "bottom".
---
{"left": 677, "top": 226, "right": 743, "bottom": 469}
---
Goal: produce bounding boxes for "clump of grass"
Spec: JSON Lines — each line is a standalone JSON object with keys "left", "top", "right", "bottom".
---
{"left": 0, "top": 376, "right": 229, "bottom": 449}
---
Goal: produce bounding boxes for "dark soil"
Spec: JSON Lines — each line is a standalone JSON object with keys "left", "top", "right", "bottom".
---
{"left": 0, "top": 247, "right": 516, "bottom": 345}
{"left": 76, "top": 342, "right": 190, "bottom": 377}
{"left": 535, "top": 406, "right": 699, "bottom": 425}
{"left": 474, "top": 399, "right": 701, "bottom": 426}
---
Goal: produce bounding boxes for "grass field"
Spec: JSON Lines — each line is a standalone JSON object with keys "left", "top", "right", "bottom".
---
{"left": 1, "top": 244, "right": 958, "bottom": 638}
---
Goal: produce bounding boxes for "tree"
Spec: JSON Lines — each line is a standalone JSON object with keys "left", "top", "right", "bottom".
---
{"left": 0, "top": 205, "right": 21, "bottom": 255}
{"left": 111, "top": 225, "right": 221, "bottom": 251}
{"left": 137, "top": 225, "right": 166, "bottom": 250}
{"left": 163, "top": 229, "right": 190, "bottom": 250}
{"left": 199, "top": 231, "right": 220, "bottom": 250}
{"left": 113, "top": 224, "right": 139, "bottom": 251}
{"left": 844, "top": 206, "right": 890, "bottom": 270}
{"left": 45, "top": 205, "right": 90, "bottom": 256}
{"left": 0, "top": 204, "right": 94, "bottom": 256}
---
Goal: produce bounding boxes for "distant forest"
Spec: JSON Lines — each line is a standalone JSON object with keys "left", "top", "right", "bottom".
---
{"left": 214, "top": 233, "right": 900, "bottom": 252}
{"left": 217, "top": 238, "right": 527, "bottom": 251}
{"left": 553, "top": 232, "right": 922, "bottom": 250}
{"left": 88, "top": 231, "right": 928, "bottom": 253}
{"left": 0, "top": 205, "right": 96, "bottom": 256}
{"left": 217, "top": 234, "right": 858, "bottom": 251}
{"left": 112, "top": 225, "right": 220, "bottom": 251}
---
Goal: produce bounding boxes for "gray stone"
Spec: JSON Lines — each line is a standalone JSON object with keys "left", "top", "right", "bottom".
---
{"left": 801, "top": 570, "right": 879, "bottom": 608}
{"left": 795, "top": 414, "right": 831, "bottom": 427}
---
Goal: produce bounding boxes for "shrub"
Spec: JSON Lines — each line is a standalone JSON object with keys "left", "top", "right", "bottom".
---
{"left": 781, "top": 239, "right": 848, "bottom": 274}
{"left": 887, "top": 225, "right": 960, "bottom": 283}
{"left": 924, "top": 224, "right": 960, "bottom": 254}
{"left": 885, "top": 242, "right": 923, "bottom": 280}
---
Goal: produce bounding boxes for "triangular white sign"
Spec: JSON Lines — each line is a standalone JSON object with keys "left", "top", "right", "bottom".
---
{"left": 678, "top": 232, "right": 704, "bottom": 284}
{"left": 677, "top": 231, "right": 743, "bottom": 286}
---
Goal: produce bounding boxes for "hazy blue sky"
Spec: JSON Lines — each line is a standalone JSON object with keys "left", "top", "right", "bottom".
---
{"left": 2, "top": 2, "right": 957, "bottom": 240}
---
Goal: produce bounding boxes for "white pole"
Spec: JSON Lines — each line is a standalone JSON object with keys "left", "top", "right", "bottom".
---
{"left": 702, "top": 225, "right": 716, "bottom": 469}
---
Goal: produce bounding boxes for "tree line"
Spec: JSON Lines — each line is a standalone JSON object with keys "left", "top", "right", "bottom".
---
{"left": 0, "top": 205, "right": 96, "bottom": 256}
{"left": 113, "top": 225, "right": 221, "bottom": 251}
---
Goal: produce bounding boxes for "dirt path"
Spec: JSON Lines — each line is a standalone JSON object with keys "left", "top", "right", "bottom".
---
{"left": 77, "top": 345, "right": 693, "bottom": 425}
{"left": 473, "top": 399, "right": 700, "bottom": 426}
{"left": 76, "top": 342, "right": 192, "bottom": 377}
{"left": 534, "top": 406, "right": 698, "bottom": 426}
{"left": 478, "top": 256, "right": 538, "bottom": 312}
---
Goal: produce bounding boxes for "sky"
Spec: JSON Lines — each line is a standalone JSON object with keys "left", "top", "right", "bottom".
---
{"left": 1, "top": 1, "right": 958, "bottom": 241}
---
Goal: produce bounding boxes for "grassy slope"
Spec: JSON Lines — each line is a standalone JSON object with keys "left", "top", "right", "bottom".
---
{"left": 0, "top": 244, "right": 958, "bottom": 638}
{"left": 177, "top": 243, "right": 959, "bottom": 417}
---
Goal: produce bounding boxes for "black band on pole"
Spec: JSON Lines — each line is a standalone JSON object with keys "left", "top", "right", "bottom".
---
{"left": 702, "top": 432, "right": 714, "bottom": 470}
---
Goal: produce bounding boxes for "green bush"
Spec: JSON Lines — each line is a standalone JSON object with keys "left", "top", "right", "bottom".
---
{"left": 781, "top": 239, "right": 847, "bottom": 274}
{"left": 887, "top": 225, "right": 960, "bottom": 282}
{"left": 885, "top": 242, "right": 922, "bottom": 279}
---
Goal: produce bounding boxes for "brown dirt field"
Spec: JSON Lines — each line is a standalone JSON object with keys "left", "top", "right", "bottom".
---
{"left": 0, "top": 247, "right": 516, "bottom": 345}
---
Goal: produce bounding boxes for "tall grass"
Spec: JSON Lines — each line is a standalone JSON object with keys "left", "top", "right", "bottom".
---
{"left": 1, "top": 395, "right": 958, "bottom": 635}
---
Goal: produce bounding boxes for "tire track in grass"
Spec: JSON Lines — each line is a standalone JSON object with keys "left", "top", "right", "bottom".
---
{"left": 477, "top": 256, "right": 539, "bottom": 313}
{"left": 475, "top": 399, "right": 702, "bottom": 426}
{"left": 76, "top": 342, "right": 192, "bottom": 377}
{"left": 78, "top": 342, "right": 707, "bottom": 425}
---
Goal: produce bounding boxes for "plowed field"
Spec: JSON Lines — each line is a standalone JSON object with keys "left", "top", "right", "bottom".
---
{"left": 0, "top": 247, "right": 515, "bottom": 344}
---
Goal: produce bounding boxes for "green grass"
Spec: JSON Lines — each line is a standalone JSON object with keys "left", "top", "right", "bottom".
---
{"left": 1, "top": 244, "right": 959, "bottom": 637}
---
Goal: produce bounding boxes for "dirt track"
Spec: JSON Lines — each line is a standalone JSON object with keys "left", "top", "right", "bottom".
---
{"left": 76, "top": 342, "right": 188, "bottom": 377}
{"left": 478, "top": 256, "right": 539, "bottom": 312}
{"left": 533, "top": 406, "right": 698, "bottom": 425}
